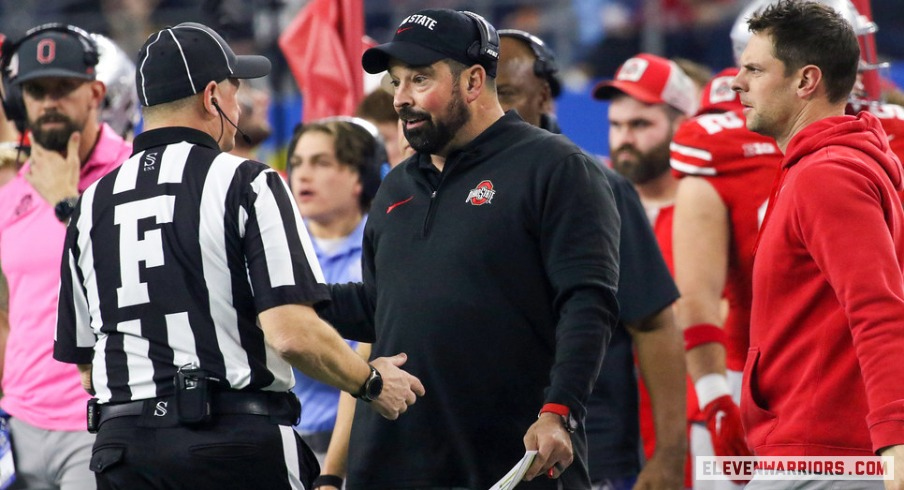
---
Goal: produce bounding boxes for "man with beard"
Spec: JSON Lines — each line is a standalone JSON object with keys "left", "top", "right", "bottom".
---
{"left": 593, "top": 53, "right": 698, "bottom": 268}
{"left": 0, "top": 25, "right": 131, "bottom": 489}
{"left": 317, "top": 8, "right": 621, "bottom": 489}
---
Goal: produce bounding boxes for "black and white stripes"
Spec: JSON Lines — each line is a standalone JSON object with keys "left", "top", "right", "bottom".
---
{"left": 55, "top": 128, "right": 327, "bottom": 403}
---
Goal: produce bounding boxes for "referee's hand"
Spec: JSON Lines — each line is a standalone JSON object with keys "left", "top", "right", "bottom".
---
{"left": 369, "top": 353, "right": 425, "bottom": 420}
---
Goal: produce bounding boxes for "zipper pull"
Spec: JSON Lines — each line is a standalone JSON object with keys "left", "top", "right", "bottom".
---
{"left": 431, "top": 191, "right": 437, "bottom": 199}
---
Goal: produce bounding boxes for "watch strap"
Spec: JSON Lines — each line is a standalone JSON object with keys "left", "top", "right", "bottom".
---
{"left": 353, "top": 364, "right": 380, "bottom": 402}
{"left": 312, "top": 474, "right": 343, "bottom": 488}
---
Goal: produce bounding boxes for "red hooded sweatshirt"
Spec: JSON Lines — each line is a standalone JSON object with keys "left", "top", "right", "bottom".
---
{"left": 745, "top": 111, "right": 904, "bottom": 457}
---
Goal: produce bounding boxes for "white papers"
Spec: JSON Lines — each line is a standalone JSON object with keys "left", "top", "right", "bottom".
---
{"left": 489, "top": 450, "right": 537, "bottom": 490}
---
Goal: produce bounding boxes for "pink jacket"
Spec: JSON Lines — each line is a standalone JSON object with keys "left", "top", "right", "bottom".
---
{"left": 0, "top": 124, "right": 130, "bottom": 431}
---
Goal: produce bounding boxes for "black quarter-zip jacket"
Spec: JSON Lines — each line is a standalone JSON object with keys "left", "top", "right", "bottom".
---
{"left": 321, "top": 111, "right": 620, "bottom": 489}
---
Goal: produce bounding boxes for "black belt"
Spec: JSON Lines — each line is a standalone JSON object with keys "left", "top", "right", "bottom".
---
{"left": 98, "top": 391, "right": 298, "bottom": 426}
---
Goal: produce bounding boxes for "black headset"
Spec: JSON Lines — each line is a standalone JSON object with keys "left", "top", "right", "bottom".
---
{"left": 498, "top": 29, "right": 561, "bottom": 97}
{"left": 0, "top": 23, "right": 99, "bottom": 131}
{"left": 287, "top": 116, "right": 387, "bottom": 211}
{"left": 460, "top": 11, "right": 500, "bottom": 68}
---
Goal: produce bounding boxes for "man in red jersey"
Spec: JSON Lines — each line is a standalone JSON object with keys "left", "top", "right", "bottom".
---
{"left": 670, "top": 67, "right": 781, "bottom": 489}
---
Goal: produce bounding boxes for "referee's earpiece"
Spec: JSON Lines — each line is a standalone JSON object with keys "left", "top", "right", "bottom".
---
{"left": 210, "top": 96, "right": 251, "bottom": 145}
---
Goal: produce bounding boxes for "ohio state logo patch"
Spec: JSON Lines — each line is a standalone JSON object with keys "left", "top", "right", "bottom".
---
{"left": 36, "top": 39, "right": 56, "bottom": 64}
{"left": 465, "top": 180, "right": 496, "bottom": 205}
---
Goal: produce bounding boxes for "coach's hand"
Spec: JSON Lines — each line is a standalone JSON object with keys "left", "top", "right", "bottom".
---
{"left": 523, "top": 413, "right": 573, "bottom": 481}
{"left": 369, "top": 353, "right": 424, "bottom": 420}
{"left": 26, "top": 132, "right": 81, "bottom": 207}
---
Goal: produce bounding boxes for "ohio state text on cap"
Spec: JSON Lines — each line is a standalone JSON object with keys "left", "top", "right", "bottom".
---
{"left": 362, "top": 9, "right": 497, "bottom": 78}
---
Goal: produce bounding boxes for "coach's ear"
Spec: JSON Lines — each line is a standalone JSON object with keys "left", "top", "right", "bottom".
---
{"left": 796, "top": 64, "right": 822, "bottom": 100}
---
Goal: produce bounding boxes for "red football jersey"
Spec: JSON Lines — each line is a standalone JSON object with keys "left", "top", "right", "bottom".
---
{"left": 870, "top": 103, "right": 904, "bottom": 166}
{"left": 670, "top": 109, "right": 781, "bottom": 371}
{"left": 649, "top": 204, "right": 675, "bottom": 274}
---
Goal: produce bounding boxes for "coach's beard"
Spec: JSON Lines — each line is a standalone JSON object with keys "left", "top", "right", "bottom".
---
{"left": 29, "top": 113, "right": 82, "bottom": 153}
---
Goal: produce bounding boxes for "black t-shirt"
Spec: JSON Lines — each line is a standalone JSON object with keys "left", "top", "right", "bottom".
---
{"left": 585, "top": 167, "right": 679, "bottom": 481}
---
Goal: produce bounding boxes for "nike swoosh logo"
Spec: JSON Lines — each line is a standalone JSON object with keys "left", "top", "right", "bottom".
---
{"left": 396, "top": 26, "right": 414, "bottom": 34}
{"left": 386, "top": 196, "right": 414, "bottom": 214}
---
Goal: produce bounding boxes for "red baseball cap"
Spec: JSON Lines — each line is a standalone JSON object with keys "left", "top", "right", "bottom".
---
{"left": 592, "top": 53, "right": 698, "bottom": 116}
{"left": 697, "top": 67, "right": 742, "bottom": 115}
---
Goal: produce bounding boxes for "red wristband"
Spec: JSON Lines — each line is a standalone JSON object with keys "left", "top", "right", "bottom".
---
{"left": 683, "top": 323, "right": 726, "bottom": 351}
{"left": 539, "top": 403, "right": 570, "bottom": 417}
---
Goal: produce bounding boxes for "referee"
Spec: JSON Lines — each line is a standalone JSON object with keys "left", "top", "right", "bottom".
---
{"left": 53, "top": 22, "right": 424, "bottom": 490}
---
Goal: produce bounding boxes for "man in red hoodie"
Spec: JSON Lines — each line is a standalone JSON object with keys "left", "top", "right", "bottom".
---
{"left": 732, "top": 1, "right": 904, "bottom": 488}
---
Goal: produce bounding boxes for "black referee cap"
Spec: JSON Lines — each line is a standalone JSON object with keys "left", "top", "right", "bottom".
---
{"left": 136, "top": 22, "right": 270, "bottom": 107}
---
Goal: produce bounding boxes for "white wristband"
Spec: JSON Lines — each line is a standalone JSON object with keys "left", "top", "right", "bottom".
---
{"left": 695, "top": 373, "right": 731, "bottom": 410}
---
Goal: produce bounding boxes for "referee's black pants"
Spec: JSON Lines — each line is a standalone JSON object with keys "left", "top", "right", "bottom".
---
{"left": 90, "top": 413, "right": 318, "bottom": 489}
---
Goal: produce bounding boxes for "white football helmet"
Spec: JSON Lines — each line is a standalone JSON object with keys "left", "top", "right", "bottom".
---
{"left": 91, "top": 34, "right": 140, "bottom": 138}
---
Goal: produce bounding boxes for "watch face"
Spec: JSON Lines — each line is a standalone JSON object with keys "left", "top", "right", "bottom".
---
{"left": 54, "top": 198, "right": 78, "bottom": 222}
{"left": 565, "top": 413, "right": 578, "bottom": 433}
{"left": 366, "top": 372, "right": 383, "bottom": 400}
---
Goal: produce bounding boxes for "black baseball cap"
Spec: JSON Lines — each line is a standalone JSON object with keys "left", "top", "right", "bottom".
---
{"left": 11, "top": 27, "right": 97, "bottom": 85}
{"left": 136, "top": 22, "right": 270, "bottom": 107}
{"left": 362, "top": 9, "right": 497, "bottom": 77}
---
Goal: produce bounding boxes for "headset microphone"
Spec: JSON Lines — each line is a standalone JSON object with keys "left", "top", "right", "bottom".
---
{"left": 211, "top": 98, "right": 251, "bottom": 145}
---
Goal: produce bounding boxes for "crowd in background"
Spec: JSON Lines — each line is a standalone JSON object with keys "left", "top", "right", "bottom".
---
{"left": 2, "top": 0, "right": 904, "bottom": 165}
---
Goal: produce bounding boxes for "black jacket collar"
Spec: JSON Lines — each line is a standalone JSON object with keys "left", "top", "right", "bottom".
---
{"left": 132, "top": 127, "right": 220, "bottom": 156}
{"left": 412, "top": 111, "right": 529, "bottom": 175}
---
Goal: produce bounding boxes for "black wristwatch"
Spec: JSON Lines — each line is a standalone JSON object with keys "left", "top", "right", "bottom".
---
{"left": 560, "top": 411, "right": 578, "bottom": 434}
{"left": 54, "top": 196, "right": 79, "bottom": 223}
{"left": 353, "top": 365, "right": 383, "bottom": 402}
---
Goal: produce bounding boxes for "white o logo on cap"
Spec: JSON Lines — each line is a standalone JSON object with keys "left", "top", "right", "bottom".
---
{"left": 617, "top": 58, "right": 648, "bottom": 82}
{"left": 36, "top": 39, "right": 56, "bottom": 64}
{"left": 708, "top": 76, "right": 736, "bottom": 105}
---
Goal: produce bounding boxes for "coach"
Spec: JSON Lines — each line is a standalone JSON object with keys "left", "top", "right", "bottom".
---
{"left": 53, "top": 22, "right": 423, "bottom": 490}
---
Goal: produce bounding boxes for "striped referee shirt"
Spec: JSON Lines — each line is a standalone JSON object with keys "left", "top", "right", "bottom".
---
{"left": 54, "top": 127, "right": 329, "bottom": 404}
